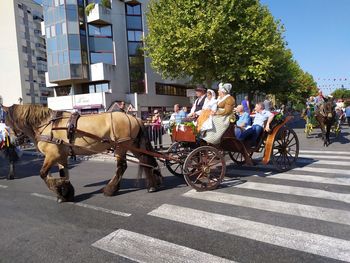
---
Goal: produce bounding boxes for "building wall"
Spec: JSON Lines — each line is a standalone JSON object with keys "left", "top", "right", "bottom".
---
{"left": 0, "top": 0, "right": 48, "bottom": 106}
{"left": 45, "top": 0, "right": 191, "bottom": 114}
{"left": 0, "top": 1, "right": 22, "bottom": 106}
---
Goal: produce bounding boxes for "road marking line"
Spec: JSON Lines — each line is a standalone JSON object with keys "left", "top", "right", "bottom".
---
{"left": 184, "top": 190, "right": 350, "bottom": 226}
{"left": 229, "top": 169, "right": 350, "bottom": 186}
{"left": 149, "top": 204, "right": 350, "bottom": 262}
{"left": 92, "top": 229, "right": 236, "bottom": 263}
{"left": 300, "top": 150, "right": 350, "bottom": 155}
{"left": 30, "top": 193, "right": 131, "bottom": 217}
{"left": 297, "top": 159, "right": 350, "bottom": 166}
{"left": 234, "top": 182, "right": 350, "bottom": 203}
{"left": 300, "top": 154, "right": 350, "bottom": 160}
{"left": 263, "top": 173, "right": 350, "bottom": 186}
{"left": 0, "top": 185, "right": 8, "bottom": 189}
{"left": 293, "top": 166, "right": 350, "bottom": 176}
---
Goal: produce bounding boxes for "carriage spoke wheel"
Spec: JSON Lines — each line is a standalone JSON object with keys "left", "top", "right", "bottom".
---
{"left": 271, "top": 127, "right": 299, "bottom": 171}
{"left": 228, "top": 151, "right": 245, "bottom": 165}
{"left": 165, "top": 142, "right": 192, "bottom": 177}
{"left": 183, "top": 146, "right": 226, "bottom": 191}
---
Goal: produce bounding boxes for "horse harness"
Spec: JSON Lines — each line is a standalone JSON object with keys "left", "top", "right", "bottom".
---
{"left": 34, "top": 111, "right": 169, "bottom": 163}
{"left": 35, "top": 111, "right": 113, "bottom": 157}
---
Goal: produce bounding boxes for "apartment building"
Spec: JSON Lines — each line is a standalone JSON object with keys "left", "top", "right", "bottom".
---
{"left": 43, "top": 0, "right": 191, "bottom": 115}
{"left": 0, "top": 0, "right": 49, "bottom": 106}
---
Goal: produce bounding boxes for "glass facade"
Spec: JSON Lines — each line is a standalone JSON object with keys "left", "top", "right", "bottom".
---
{"left": 88, "top": 24, "right": 114, "bottom": 64}
{"left": 126, "top": 2, "right": 145, "bottom": 94}
{"left": 155, "top": 83, "right": 191, "bottom": 97}
{"left": 43, "top": 0, "right": 88, "bottom": 82}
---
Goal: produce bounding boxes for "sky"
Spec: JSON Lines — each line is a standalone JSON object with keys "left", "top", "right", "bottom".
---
{"left": 34, "top": 0, "right": 349, "bottom": 93}
{"left": 260, "top": 0, "right": 350, "bottom": 93}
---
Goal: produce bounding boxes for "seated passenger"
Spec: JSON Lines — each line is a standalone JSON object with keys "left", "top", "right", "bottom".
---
{"left": 203, "top": 83, "right": 235, "bottom": 145}
{"left": 234, "top": 105, "right": 251, "bottom": 138}
{"left": 237, "top": 102, "right": 274, "bottom": 144}
{"left": 197, "top": 89, "right": 217, "bottom": 132}
{"left": 170, "top": 104, "right": 186, "bottom": 124}
{"left": 187, "top": 85, "right": 207, "bottom": 119}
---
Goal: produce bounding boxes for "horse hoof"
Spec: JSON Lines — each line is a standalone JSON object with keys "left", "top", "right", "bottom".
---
{"left": 148, "top": 187, "right": 157, "bottom": 193}
{"left": 57, "top": 198, "right": 63, "bottom": 203}
{"left": 103, "top": 187, "right": 116, "bottom": 196}
{"left": 7, "top": 176, "right": 14, "bottom": 180}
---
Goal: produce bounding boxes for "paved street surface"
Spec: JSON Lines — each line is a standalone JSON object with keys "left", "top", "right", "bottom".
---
{"left": 1, "top": 119, "right": 350, "bottom": 263}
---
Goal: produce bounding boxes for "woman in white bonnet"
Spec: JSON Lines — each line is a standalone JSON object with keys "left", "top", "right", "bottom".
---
{"left": 197, "top": 89, "right": 217, "bottom": 132}
{"left": 203, "top": 83, "right": 235, "bottom": 145}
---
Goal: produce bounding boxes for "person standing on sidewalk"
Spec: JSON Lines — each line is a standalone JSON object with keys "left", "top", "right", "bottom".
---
{"left": 151, "top": 110, "right": 163, "bottom": 150}
{"left": 345, "top": 103, "right": 350, "bottom": 127}
{"left": 241, "top": 95, "right": 250, "bottom": 113}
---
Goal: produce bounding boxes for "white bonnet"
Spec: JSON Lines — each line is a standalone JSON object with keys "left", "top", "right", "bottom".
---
{"left": 218, "top": 83, "right": 232, "bottom": 94}
{"left": 207, "top": 89, "right": 216, "bottom": 99}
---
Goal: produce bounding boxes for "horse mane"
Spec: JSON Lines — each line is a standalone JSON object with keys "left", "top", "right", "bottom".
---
{"left": 10, "top": 104, "right": 53, "bottom": 128}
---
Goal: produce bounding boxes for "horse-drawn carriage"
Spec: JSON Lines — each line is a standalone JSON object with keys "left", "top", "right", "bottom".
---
{"left": 165, "top": 114, "right": 299, "bottom": 191}
{"left": 2, "top": 104, "right": 299, "bottom": 202}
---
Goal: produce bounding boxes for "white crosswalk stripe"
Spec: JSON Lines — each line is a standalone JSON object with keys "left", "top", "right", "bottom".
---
{"left": 183, "top": 190, "right": 350, "bottom": 225}
{"left": 93, "top": 151, "right": 350, "bottom": 262}
{"left": 92, "top": 229, "right": 237, "bottom": 263}
{"left": 297, "top": 159, "right": 350, "bottom": 166}
{"left": 234, "top": 181, "right": 350, "bottom": 203}
{"left": 148, "top": 204, "right": 350, "bottom": 262}
{"left": 229, "top": 169, "right": 350, "bottom": 186}
{"left": 300, "top": 154, "right": 350, "bottom": 160}
{"left": 299, "top": 150, "right": 350, "bottom": 155}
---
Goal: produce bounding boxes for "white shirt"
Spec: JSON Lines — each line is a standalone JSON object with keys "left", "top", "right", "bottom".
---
{"left": 202, "top": 98, "right": 217, "bottom": 112}
{"left": 190, "top": 95, "right": 206, "bottom": 115}
{"left": 0, "top": 123, "right": 10, "bottom": 142}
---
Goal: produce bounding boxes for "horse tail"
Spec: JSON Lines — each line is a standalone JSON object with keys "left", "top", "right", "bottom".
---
{"left": 135, "top": 122, "right": 163, "bottom": 191}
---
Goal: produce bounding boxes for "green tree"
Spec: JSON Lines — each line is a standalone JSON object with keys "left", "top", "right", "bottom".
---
{"left": 332, "top": 88, "right": 350, "bottom": 99}
{"left": 145, "top": 0, "right": 287, "bottom": 88}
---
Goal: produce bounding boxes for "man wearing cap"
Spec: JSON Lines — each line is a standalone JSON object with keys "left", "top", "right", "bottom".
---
{"left": 188, "top": 85, "right": 207, "bottom": 119}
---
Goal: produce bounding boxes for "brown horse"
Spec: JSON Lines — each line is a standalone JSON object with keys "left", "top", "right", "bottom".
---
{"left": 2, "top": 104, "right": 162, "bottom": 202}
{"left": 315, "top": 100, "right": 336, "bottom": 147}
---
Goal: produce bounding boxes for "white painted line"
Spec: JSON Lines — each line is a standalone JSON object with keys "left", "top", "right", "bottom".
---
{"left": 300, "top": 150, "right": 350, "bottom": 155}
{"left": 92, "top": 229, "right": 236, "bottom": 263}
{"left": 30, "top": 193, "right": 131, "bottom": 217}
{"left": 266, "top": 173, "right": 350, "bottom": 186}
{"left": 300, "top": 154, "right": 350, "bottom": 160}
{"left": 184, "top": 190, "right": 350, "bottom": 226}
{"left": 149, "top": 204, "right": 350, "bottom": 262}
{"left": 297, "top": 159, "right": 350, "bottom": 167}
{"left": 73, "top": 202, "right": 131, "bottom": 217}
{"left": 234, "top": 182, "right": 350, "bottom": 203}
{"left": 293, "top": 166, "right": 350, "bottom": 176}
{"left": 229, "top": 169, "right": 350, "bottom": 186}
{"left": 0, "top": 185, "right": 8, "bottom": 189}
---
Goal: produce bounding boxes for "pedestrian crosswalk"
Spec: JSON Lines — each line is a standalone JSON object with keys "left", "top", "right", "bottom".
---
{"left": 93, "top": 150, "right": 350, "bottom": 263}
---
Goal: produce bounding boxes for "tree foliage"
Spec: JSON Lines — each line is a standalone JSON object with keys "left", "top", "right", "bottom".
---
{"left": 332, "top": 88, "right": 350, "bottom": 99}
{"left": 145, "top": 0, "right": 316, "bottom": 102}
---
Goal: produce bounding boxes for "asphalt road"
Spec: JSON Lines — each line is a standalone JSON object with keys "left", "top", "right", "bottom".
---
{"left": 1, "top": 120, "right": 350, "bottom": 263}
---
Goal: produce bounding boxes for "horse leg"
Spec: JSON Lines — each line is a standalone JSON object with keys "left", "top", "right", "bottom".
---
{"left": 103, "top": 152, "right": 127, "bottom": 196}
{"left": 40, "top": 155, "right": 71, "bottom": 202}
{"left": 7, "top": 161, "right": 15, "bottom": 180}
{"left": 56, "top": 159, "right": 75, "bottom": 202}
{"left": 326, "top": 122, "right": 332, "bottom": 146}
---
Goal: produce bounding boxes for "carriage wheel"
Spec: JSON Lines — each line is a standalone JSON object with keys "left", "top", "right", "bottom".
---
{"left": 271, "top": 127, "right": 299, "bottom": 171}
{"left": 165, "top": 142, "right": 192, "bottom": 177}
{"left": 183, "top": 146, "right": 226, "bottom": 191}
{"left": 228, "top": 151, "right": 245, "bottom": 165}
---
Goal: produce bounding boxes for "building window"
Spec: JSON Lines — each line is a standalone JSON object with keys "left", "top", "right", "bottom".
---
{"left": 88, "top": 24, "right": 114, "bottom": 64}
{"left": 155, "top": 83, "right": 191, "bottom": 97}
{"left": 126, "top": 2, "right": 145, "bottom": 94}
{"left": 88, "top": 82, "right": 110, "bottom": 93}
